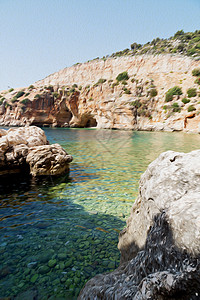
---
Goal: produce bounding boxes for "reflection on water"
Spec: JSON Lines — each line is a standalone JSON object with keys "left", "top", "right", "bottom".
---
{"left": 0, "top": 128, "right": 199, "bottom": 299}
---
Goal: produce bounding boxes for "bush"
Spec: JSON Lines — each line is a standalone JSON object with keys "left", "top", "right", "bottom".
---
{"left": 173, "top": 107, "right": 181, "bottom": 113}
{"left": 165, "top": 86, "right": 182, "bottom": 102}
{"left": 8, "top": 88, "right": 14, "bottom": 92}
{"left": 165, "top": 93, "right": 173, "bottom": 102}
{"left": 124, "top": 89, "right": 131, "bottom": 94}
{"left": 28, "top": 85, "right": 35, "bottom": 90}
{"left": 122, "top": 80, "right": 128, "bottom": 85}
{"left": 182, "top": 98, "right": 190, "bottom": 104}
{"left": 130, "top": 100, "right": 141, "bottom": 108}
{"left": 171, "top": 103, "right": 181, "bottom": 112}
{"left": 34, "top": 94, "right": 41, "bottom": 99}
{"left": 52, "top": 92, "right": 59, "bottom": 99}
{"left": 20, "top": 98, "right": 30, "bottom": 105}
{"left": 116, "top": 71, "right": 129, "bottom": 82}
{"left": 188, "top": 105, "right": 196, "bottom": 112}
{"left": 172, "top": 102, "right": 179, "bottom": 108}
{"left": 150, "top": 88, "right": 158, "bottom": 97}
{"left": 45, "top": 85, "right": 54, "bottom": 92}
{"left": 72, "top": 84, "right": 78, "bottom": 88}
{"left": 15, "top": 91, "right": 25, "bottom": 99}
{"left": 192, "top": 68, "right": 200, "bottom": 76}
{"left": 187, "top": 88, "right": 197, "bottom": 98}
{"left": 167, "top": 86, "right": 183, "bottom": 96}
{"left": 111, "top": 82, "right": 119, "bottom": 88}
{"left": 69, "top": 88, "right": 75, "bottom": 93}
{"left": 11, "top": 97, "right": 18, "bottom": 103}
{"left": 97, "top": 78, "right": 106, "bottom": 84}
{"left": 195, "top": 77, "right": 200, "bottom": 85}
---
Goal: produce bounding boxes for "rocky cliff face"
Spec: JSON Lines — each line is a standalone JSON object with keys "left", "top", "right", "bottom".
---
{"left": 78, "top": 150, "right": 200, "bottom": 299}
{"left": 0, "top": 54, "right": 200, "bottom": 132}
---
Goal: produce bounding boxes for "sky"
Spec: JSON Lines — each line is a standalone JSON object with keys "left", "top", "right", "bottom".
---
{"left": 0, "top": 0, "right": 200, "bottom": 91}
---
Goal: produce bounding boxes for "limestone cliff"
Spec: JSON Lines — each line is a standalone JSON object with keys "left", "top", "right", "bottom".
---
{"left": 0, "top": 54, "right": 200, "bottom": 132}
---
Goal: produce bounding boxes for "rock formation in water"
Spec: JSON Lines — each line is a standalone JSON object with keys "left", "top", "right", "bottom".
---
{"left": 78, "top": 150, "right": 200, "bottom": 299}
{"left": 0, "top": 126, "right": 73, "bottom": 176}
{"left": 0, "top": 54, "right": 200, "bottom": 133}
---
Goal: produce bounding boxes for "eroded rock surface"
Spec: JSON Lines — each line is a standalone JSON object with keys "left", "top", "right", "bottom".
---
{"left": 79, "top": 150, "right": 200, "bottom": 300}
{"left": 0, "top": 126, "right": 72, "bottom": 176}
{"left": 1, "top": 55, "right": 200, "bottom": 132}
{"left": 26, "top": 144, "right": 73, "bottom": 176}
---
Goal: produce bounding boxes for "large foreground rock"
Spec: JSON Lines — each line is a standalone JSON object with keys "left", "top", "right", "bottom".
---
{"left": 79, "top": 150, "right": 200, "bottom": 299}
{"left": 0, "top": 126, "right": 72, "bottom": 176}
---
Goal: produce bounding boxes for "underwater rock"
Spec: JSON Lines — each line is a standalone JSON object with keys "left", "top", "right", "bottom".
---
{"left": 78, "top": 150, "right": 200, "bottom": 299}
{"left": 0, "top": 125, "right": 72, "bottom": 176}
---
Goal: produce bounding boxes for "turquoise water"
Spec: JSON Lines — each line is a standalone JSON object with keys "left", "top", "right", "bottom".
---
{"left": 0, "top": 128, "right": 200, "bottom": 299}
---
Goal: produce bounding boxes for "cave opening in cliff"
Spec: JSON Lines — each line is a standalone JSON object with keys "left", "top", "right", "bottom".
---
{"left": 81, "top": 114, "right": 97, "bottom": 128}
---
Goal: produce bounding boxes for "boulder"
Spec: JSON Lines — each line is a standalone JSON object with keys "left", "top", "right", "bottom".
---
{"left": 26, "top": 144, "right": 73, "bottom": 176}
{"left": 0, "top": 126, "right": 72, "bottom": 176}
{"left": 79, "top": 150, "right": 200, "bottom": 299}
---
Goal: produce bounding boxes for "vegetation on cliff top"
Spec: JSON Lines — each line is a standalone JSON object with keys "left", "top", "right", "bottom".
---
{"left": 109, "top": 30, "right": 200, "bottom": 60}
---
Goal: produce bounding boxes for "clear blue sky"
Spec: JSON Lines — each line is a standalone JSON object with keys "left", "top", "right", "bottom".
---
{"left": 0, "top": 0, "right": 200, "bottom": 91}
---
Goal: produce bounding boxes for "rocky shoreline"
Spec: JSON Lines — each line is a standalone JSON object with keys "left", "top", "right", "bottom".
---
{"left": 79, "top": 150, "right": 200, "bottom": 299}
{"left": 0, "top": 126, "right": 73, "bottom": 176}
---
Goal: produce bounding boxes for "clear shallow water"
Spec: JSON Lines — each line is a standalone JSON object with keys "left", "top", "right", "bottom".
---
{"left": 0, "top": 128, "right": 200, "bottom": 299}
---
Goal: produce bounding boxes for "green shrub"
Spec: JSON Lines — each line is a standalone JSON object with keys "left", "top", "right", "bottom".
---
{"left": 165, "top": 86, "right": 182, "bottom": 102}
{"left": 72, "top": 84, "right": 78, "bottom": 88}
{"left": 172, "top": 102, "right": 179, "bottom": 108}
{"left": 25, "top": 92, "right": 30, "bottom": 97}
{"left": 187, "top": 88, "right": 197, "bottom": 98}
{"left": 188, "top": 105, "right": 196, "bottom": 112}
{"left": 195, "top": 77, "right": 200, "bottom": 85}
{"left": 171, "top": 103, "right": 181, "bottom": 112}
{"left": 15, "top": 91, "right": 25, "bottom": 99}
{"left": 52, "top": 92, "right": 59, "bottom": 99}
{"left": 111, "top": 82, "right": 119, "bottom": 88}
{"left": 45, "top": 85, "right": 54, "bottom": 92}
{"left": 97, "top": 78, "right": 106, "bottom": 84}
{"left": 163, "top": 105, "right": 170, "bottom": 110}
{"left": 28, "top": 85, "right": 35, "bottom": 90}
{"left": 182, "top": 98, "right": 190, "bottom": 104}
{"left": 8, "top": 88, "right": 14, "bottom": 92}
{"left": 69, "top": 88, "right": 75, "bottom": 93}
{"left": 173, "top": 107, "right": 181, "bottom": 113}
{"left": 121, "top": 80, "right": 128, "bottom": 85}
{"left": 167, "top": 86, "right": 183, "bottom": 96}
{"left": 0, "top": 99, "right": 4, "bottom": 105}
{"left": 165, "top": 93, "right": 173, "bottom": 102}
{"left": 20, "top": 98, "right": 30, "bottom": 105}
{"left": 11, "top": 97, "right": 18, "bottom": 103}
{"left": 130, "top": 100, "right": 141, "bottom": 108}
{"left": 116, "top": 71, "right": 129, "bottom": 82}
{"left": 34, "top": 94, "right": 41, "bottom": 99}
{"left": 78, "top": 86, "right": 82, "bottom": 90}
{"left": 150, "top": 88, "right": 158, "bottom": 97}
{"left": 124, "top": 89, "right": 131, "bottom": 94}
{"left": 192, "top": 68, "right": 200, "bottom": 76}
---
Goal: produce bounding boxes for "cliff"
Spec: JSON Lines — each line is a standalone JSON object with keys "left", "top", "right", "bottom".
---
{"left": 0, "top": 54, "right": 200, "bottom": 132}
